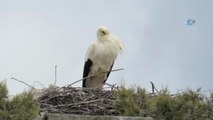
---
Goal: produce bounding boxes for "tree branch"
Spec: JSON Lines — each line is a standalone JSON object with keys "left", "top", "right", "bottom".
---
{"left": 11, "top": 77, "right": 35, "bottom": 89}
{"left": 54, "top": 65, "right": 57, "bottom": 86}
{"left": 68, "top": 68, "right": 124, "bottom": 87}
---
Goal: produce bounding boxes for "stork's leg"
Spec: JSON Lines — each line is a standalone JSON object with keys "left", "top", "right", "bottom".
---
{"left": 99, "top": 83, "right": 104, "bottom": 90}
{"left": 102, "top": 83, "right": 104, "bottom": 89}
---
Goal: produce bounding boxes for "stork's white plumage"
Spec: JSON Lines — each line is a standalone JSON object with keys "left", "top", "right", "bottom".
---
{"left": 82, "top": 26, "right": 123, "bottom": 88}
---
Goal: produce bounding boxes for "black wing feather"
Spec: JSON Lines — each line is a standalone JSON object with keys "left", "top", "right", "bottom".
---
{"left": 103, "top": 62, "right": 114, "bottom": 84}
{"left": 82, "top": 59, "right": 93, "bottom": 87}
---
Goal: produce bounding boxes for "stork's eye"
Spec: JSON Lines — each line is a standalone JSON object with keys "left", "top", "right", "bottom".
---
{"left": 101, "top": 31, "right": 105, "bottom": 35}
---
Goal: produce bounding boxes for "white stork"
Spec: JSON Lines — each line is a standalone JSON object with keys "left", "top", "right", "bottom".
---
{"left": 82, "top": 26, "right": 123, "bottom": 88}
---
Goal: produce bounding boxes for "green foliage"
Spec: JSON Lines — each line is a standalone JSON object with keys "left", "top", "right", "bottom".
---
{"left": 0, "top": 82, "right": 8, "bottom": 99}
{"left": 114, "top": 85, "right": 139, "bottom": 116}
{"left": 174, "top": 89, "right": 207, "bottom": 120}
{"left": 114, "top": 85, "right": 213, "bottom": 120}
{"left": 0, "top": 81, "right": 39, "bottom": 120}
{"left": 151, "top": 88, "right": 177, "bottom": 120}
{"left": 135, "top": 87, "right": 151, "bottom": 117}
{"left": 0, "top": 82, "right": 9, "bottom": 119}
{"left": 206, "top": 93, "right": 213, "bottom": 119}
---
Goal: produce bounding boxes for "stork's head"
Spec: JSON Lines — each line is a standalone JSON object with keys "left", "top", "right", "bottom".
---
{"left": 97, "top": 26, "right": 110, "bottom": 40}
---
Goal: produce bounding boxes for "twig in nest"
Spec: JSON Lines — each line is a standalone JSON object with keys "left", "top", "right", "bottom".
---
{"left": 150, "top": 81, "right": 159, "bottom": 94}
{"left": 68, "top": 68, "right": 124, "bottom": 87}
{"left": 37, "top": 86, "right": 116, "bottom": 115}
{"left": 33, "top": 81, "right": 46, "bottom": 89}
{"left": 54, "top": 65, "right": 57, "bottom": 87}
{"left": 11, "top": 77, "right": 35, "bottom": 89}
{"left": 104, "top": 83, "right": 118, "bottom": 90}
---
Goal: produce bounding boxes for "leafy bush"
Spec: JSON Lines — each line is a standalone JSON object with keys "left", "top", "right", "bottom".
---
{"left": 0, "top": 81, "right": 39, "bottom": 120}
{"left": 114, "top": 85, "right": 213, "bottom": 120}
{"left": 0, "top": 82, "right": 9, "bottom": 119}
{"left": 114, "top": 85, "right": 139, "bottom": 116}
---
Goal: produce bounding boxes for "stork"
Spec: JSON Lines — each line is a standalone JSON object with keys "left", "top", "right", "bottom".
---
{"left": 82, "top": 26, "right": 123, "bottom": 88}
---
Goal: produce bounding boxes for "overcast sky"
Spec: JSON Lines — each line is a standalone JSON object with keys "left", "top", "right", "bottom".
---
{"left": 0, "top": 0, "right": 213, "bottom": 95}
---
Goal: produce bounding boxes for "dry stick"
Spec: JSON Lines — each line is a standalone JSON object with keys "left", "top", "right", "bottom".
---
{"left": 104, "top": 83, "right": 116, "bottom": 87}
{"left": 150, "top": 81, "right": 159, "bottom": 94}
{"left": 54, "top": 65, "right": 57, "bottom": 86}
{"left": 11, "top": 77, "right": 35, "bottom": 89}
{"left": 68, "top": 68, "right": 124, "bottom": 87}
{"left": 150, "top": 81, "right": 155, "bottom": 94}
{"left": 54, "top": 99, "right": 103, "bottom": 107}
{"left": 34, "top": 81, "right": 46, "bottom": 88}
{"left": 104, "top": 83, "right": 118, "bottom": 90}
{"left": 37, "top": 84, "right": 116, "bottom": 115}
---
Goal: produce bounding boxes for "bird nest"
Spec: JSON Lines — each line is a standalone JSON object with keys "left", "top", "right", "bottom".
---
{"left": 36, "top": 86, "right": 117, "bottom": 115}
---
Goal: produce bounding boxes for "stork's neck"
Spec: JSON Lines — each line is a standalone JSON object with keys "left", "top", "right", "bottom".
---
{"left": 97, "top": 34, "right": 109, "bottom": 42}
